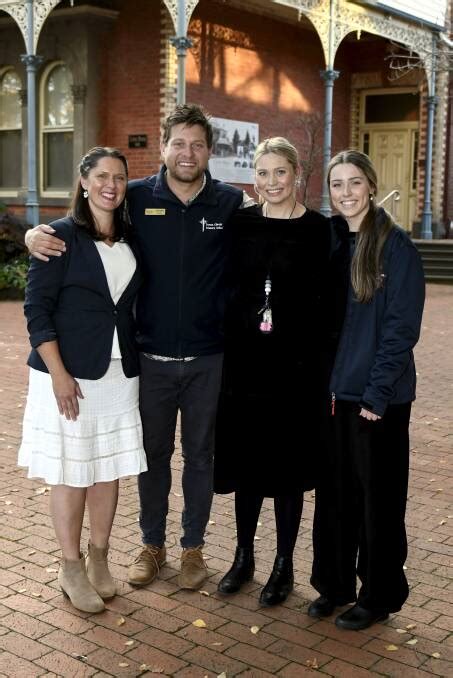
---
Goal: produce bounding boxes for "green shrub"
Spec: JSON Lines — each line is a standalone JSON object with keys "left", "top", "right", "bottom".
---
{"left": 0, "top": 208, "right": 28, "bottom": 298}
{"left": 0, "top": 256, "right": 28, "bottom": 292}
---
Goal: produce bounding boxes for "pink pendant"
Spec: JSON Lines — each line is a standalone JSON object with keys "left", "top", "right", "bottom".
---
{"left": 260, "top": 320, "right": 273, "bottom": 333}
{"left": 259, "top": 308, "right": 273, "bottom": 333}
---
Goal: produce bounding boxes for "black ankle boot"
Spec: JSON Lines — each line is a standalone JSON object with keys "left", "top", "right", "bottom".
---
{"left": 217, "top": 547, "right": 255, "bottom": 594}
{"left": 307, "top": 595, "right": 336, "bottom": 618}
{"left": 259, "top": 555, "right": 294, "bottom": 607}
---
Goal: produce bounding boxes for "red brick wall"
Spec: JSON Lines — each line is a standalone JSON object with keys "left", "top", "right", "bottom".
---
{"left": 185, "top": 0, "right": 351, "bottom": 209}
{"left": 97, "top": 0, "right": 162, "bottom": 179}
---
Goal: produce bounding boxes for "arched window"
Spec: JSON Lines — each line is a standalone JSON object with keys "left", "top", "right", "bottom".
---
{"left": 0, "top": 68, "right": 22, "bottom": 190}
{"left": 41, "top": 63, "right": 74, "bottom": 192}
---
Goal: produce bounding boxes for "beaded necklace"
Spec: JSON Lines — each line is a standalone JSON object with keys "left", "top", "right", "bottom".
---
{"left": 258, "top": 200, "right": 298, "bottom": 334}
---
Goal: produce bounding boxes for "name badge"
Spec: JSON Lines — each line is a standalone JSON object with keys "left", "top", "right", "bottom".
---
{"left": 145, "top": 208, "right": 166, "bottom": 216}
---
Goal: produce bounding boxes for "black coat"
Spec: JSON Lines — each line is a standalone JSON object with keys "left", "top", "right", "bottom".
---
{"left": 214, "top": 206, "right": 334, "bottom": 496}
{"left": 25, "top": 217, "right": 142, "bottom": 379}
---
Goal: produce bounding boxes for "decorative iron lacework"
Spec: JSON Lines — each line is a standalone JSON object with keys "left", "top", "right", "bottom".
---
{"left": 0, "top": 0, "right": 61, "bottom": 52}
{"left": 162, "top": 0, "right": 200, "bottom": 33}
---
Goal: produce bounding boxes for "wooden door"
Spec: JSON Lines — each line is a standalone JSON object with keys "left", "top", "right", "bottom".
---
{"left": 368, "top": 129, "right": 415, "bottom": 229}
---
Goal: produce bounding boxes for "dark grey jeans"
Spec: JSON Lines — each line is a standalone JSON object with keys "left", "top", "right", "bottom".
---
{"left": 138, "top": 352, "right": 223, "bottom": 548}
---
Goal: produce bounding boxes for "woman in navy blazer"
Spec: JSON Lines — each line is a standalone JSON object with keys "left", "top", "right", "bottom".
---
{"left": 25, "top": 219, "right": 141, "bottom": 379}
{"left": 18, "top": 147, "right": 147, "bottom": 614}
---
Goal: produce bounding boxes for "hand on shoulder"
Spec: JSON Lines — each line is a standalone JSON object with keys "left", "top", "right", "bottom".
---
{"left": 25, "top": 223, "right": 67, "bottom": 262}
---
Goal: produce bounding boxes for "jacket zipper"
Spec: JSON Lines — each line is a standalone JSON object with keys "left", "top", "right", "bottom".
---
{"left": 177, "top": 207, "right": 186, "bottom": 358}
{"left": 329, "top": 241, "right": 355, "bottom": 405}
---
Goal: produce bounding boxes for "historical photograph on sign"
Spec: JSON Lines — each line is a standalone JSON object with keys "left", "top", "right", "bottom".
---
{"left": 209, "top": 117, "right": 259, "bottom": 184}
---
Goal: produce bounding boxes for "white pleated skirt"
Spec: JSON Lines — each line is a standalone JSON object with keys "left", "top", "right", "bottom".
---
{"left": 18, "top": 360, "right": 147, "bottom": 487}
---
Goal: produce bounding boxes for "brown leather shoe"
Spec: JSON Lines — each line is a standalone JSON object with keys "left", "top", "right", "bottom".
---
{"left": 128, "top": 544, "right": 166, "bottom": 586}
{"left": 179, "top": 545, "right": 208, "bottom": 589}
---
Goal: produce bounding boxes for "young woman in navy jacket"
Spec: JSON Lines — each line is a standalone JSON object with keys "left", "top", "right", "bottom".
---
{"left": 18, "top": 147, "right": 146, "bottom": 614}
{"left": 309, "top": 150, "right": 425, "bottom": 630}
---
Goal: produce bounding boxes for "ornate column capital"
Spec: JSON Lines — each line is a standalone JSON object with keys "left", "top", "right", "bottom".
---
{"left": 20, "top": 54, "right": 44, "bottom": 70}
{"left": 426, "top": 95, "right": 439, "bottom": 107}
{"left": 320, "top": 69, "right": 340, "bottom": 83}
{"left": 71, "top": 84, "right": 87, "bottom": 103}
{"left": 169, "top": 35, "right": 193, "bottom": 56}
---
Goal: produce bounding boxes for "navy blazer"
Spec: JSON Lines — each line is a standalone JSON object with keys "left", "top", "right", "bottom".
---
{"left": 25, "top": 217, "right": 142, "bottom": 379}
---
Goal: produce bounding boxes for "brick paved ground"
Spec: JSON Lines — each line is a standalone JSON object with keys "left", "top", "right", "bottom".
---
{"left": 0, "top": 284, "right": 452, "bottom": 677}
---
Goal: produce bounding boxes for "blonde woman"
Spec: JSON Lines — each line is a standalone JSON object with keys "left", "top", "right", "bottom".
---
{"left": 214, "top": 138, "right": 337, "bottom": 606}
{"left": 309, "top": 150, "right": 425, "bottom": 630}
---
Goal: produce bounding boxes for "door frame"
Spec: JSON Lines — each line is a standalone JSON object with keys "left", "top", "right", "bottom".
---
{"left": 358, "top": 88, "right": 419, "bottom": 230}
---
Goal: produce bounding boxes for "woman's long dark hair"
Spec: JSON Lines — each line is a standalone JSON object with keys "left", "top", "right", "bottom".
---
{"left": 327, "top": 149, "right": 394, "bottom": 303}
{"left": 69, "top": 146, "right": 132, "bottom": 242}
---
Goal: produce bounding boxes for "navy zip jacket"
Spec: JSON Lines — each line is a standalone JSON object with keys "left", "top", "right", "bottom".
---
{"left": 128, "top": 167, "right": 243, "bottom": 357}
{"left": 330, "top": 212, "right": 425, "bottom": 417}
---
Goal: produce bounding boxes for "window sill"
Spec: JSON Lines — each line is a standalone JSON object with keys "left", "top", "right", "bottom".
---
{"left": 0, "top": 195, "right": 72, "bottom": 207}
{"left": 41, "top": 191, "right": 72, "bottom": 200}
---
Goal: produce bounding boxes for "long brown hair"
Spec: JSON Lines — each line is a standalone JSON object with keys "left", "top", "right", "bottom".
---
{"left": 327, "top": 149, "right": 394, "bottom": 303}
{"left": 69, "top": 146, "right": 131, "bottom": 242}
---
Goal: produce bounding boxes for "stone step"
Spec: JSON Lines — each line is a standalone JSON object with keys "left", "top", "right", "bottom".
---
{"left": 413, "top": 240, "right": 453, "bottom": 283}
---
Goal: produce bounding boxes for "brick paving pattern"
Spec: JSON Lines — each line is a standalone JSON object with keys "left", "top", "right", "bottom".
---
{"left": 0, "top": 284, "right": 452, "bottom": 677}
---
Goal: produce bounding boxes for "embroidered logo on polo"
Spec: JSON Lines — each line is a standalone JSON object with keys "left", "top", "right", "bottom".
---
{"left": 200, "top": 217, "right": 223, "bottom": 232}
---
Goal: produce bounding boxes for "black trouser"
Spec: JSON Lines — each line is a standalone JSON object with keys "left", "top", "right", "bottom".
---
{"left": 138, "top": 353, "right": 223, "bottom": 548}
{"left": 235, "top": 490, "right": 304, "bottom": 558}
{"left": 311, "top": 401, "right": 411, "bottom": 613}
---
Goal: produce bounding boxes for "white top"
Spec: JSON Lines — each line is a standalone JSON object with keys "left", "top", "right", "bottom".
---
{"left": 95, "top": 240, "right": 136, "bottom": 359}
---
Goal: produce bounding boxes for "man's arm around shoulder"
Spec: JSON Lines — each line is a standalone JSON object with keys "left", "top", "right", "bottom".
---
{"left": 25, "top": 224, "right": 67, "bottom": 262}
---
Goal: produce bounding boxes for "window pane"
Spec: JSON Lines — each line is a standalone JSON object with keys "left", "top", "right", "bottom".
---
{"left": 44, "top": 65, "right": 73, "bottom": 127}
{"left": 44, "top": 132, "right": 73, "bottom": 189}
{"left": 365, "top": 93, "right": 419, "bottom": 124}
{"left": 0, "top": 130, "right": 21, "bottom": 187}
{"left": 363, "top": 132, "right": 370, "bottom": 156}
{"left": 0, "top": 70, "right": 21, "bottom": 129}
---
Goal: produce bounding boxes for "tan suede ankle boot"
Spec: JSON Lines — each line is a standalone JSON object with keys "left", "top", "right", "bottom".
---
{"left": 58, "top": 554, "right": 105, "bottom": 613}
{"left": 86, "top": 542, "right": 116, "bottom": 600}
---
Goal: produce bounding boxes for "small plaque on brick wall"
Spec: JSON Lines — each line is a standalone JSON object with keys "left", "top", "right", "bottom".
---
{"left": 128, "top": 134, "right": 147, "bottom": 148}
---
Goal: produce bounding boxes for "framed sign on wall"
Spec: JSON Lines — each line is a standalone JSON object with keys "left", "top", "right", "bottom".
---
{"left": 209, "top": 117, "right": 259, "bottom": 184}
